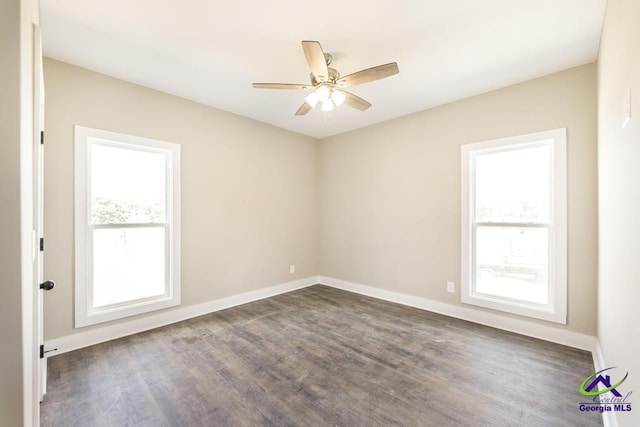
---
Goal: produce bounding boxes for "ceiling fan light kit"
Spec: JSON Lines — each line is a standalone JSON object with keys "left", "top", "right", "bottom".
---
{"left": 253, "top": 40, "right": 399, "bottom": 116}
{"left": 331, "top": 90, "right": 346, "bottom": 106}
{"left": 304, "top": 84, "right": 346, "bottom": 112}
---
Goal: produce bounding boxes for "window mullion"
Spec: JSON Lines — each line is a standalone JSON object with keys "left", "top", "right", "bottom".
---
{"left": 90, "top": 222, "right": 168, "bottom": 229}
{"left": 474, "top": 221, "right": 550, "bottom": 228}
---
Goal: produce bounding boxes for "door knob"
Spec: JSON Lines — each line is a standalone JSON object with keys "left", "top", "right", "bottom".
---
{"left": 40, "top": 280, "right": 55, "bottom": 291}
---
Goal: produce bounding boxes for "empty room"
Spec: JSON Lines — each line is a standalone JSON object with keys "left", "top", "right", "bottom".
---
{"left": 2, "top": 0, "right": 639, "bottom": 426}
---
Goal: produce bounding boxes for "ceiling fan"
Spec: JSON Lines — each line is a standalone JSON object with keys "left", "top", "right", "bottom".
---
{"left": 252, "top": 41, "right": 399, "bottom": 116}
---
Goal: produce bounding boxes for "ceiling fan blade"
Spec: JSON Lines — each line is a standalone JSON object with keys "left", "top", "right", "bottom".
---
{"left": 342, "top": 91, "right": 372, "bottom": 111}
{"left": 336, "top": 62, "right": 399, "bottom": 88}
{"left": 302, "top": 40, "right": 329, "bottom": 82}
{"left": 295, "top": 102, "right": 312, "bottom": 116}
{"left": 252, "top": 83, "right": 313, "bottom": 90}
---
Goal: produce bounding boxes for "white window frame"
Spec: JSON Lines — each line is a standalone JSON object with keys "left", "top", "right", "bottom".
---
{"left": 461, "top": 128, "right": 567, "bottom": 324}
{"left": 75, "top": 126, "right": 181, "bottom": 327}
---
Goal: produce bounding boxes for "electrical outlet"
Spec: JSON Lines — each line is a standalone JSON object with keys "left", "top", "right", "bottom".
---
{"left": 447, "top": 281, "right": 455, "bottom": 293}
{"left": 289, "top": 264, "right": 295, "bottom": 274}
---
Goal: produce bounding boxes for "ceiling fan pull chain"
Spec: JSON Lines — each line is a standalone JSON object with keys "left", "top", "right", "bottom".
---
{"left": 324, "top": 110, "right": 332, "bottom": 125}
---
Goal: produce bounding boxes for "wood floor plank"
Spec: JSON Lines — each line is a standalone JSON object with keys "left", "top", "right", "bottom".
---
{"left": 41, "top": 285, "right": 602, "bottom": 426}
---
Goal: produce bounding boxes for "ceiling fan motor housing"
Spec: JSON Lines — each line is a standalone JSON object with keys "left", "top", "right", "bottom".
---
{"left": 310, "top": 67, "right": 340, "bottom": 86}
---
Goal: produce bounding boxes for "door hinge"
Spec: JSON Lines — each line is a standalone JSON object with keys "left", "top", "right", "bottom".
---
{"left": 40, "top": 131, "right": 44, "bottom": 145}
{"left": 39, "top": 237, "right": 44, "bottom": 251}
{"left": 40, "top": 345, "right": 57, "bottom": 359}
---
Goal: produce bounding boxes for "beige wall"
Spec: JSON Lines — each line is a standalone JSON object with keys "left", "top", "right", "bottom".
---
{"left": 43, "top": 59, "right": 319, "bottom": 340}
{"left": 598, "top": 0, "right": 640, "bottom": 426}
{"left": 319, "top": 63, "right": 598, "bottom": 335}
{"left": 44, "top": 59, "right": 598, "bottom": 342}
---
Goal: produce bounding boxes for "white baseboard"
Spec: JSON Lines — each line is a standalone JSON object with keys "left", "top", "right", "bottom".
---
{"left": 46, "top": 274, "right": 596, "bottom": 356}
{"left": 592, "top": 337, "right": 607, "bottom": 372}
{"left": 44, "top": 276, "right": 319, "bottom": 357}
{"left": 318, "top": 276, "right": 596, "bottom": 352}
{"left": 592, "top": 338, "right": 618, "bottom": 427}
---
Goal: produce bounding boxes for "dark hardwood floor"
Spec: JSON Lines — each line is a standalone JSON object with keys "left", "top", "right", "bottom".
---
{"left": 41, "top": 285, "right": 602, "bottom": 426}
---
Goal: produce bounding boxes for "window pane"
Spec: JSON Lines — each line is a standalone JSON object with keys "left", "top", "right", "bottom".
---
{"left": 475, "top": 144, "right": 550, "bottom": 223}
{"left": 92, "top": 227, "right": 166, "bottom": 307}
{"left": 90, "top": 143, "right": 166, "bottom": 224}
{"left": 475, "top": 226, "right": 548, "bottom": 304}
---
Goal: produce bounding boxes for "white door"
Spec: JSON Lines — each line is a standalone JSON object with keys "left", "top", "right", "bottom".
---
{"left": 33, "top": 24, "right": 51, "bottom": 402}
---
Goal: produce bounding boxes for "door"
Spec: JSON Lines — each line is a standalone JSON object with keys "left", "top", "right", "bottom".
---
{"left": 33, "top": 24, "right": 53, "bottom": 402}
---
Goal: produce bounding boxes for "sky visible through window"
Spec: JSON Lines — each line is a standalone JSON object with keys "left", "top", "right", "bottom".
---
{"left": 475, "top": 143, "right": 551, "bottom": 223}
{"left": 90, "top": 141, "right": 166, "bottom": 224}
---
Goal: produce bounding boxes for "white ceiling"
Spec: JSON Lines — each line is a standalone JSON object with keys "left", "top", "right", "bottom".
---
{"left": 40, "top": 0, "right": 606, "bottom": 139}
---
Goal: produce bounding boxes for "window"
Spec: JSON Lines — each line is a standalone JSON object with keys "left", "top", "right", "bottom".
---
{"left": 461, "top": 129, "right": 566, "bottom": 323}
{"left": 75, "top": 126, "right": 180, "bottom": 327}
